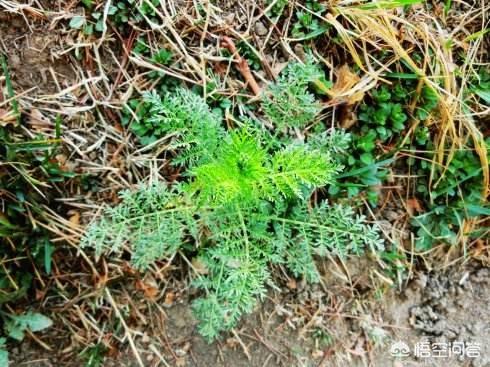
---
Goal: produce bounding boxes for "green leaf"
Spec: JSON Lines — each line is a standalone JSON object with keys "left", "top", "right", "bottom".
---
{"left": 263, "top": 57, "right": 322, "bottom": 128}
{"left": 313, "top": 76, "right": 333, "bottom": 95}
{"left": 392, "top": 118, "right": 405, "bottom": 131}
{"left": 416, "top": 107, "right": 429, "bottom": 120}
{"left": 328, "top": 184, "right": 340, "bottom": 195}
{"left": 44, "top": 241, "right": 54, "bottom": 274}
{"left": 356, "top": 131, "right": 377, "bottom": 152}
{"left": 384, "top": 72, "right": 419, "bottom": 79}
{"left": 8, "top": 312, "right": 53, "bottom": 338}
{"left": 336, "top": 158, "right": 393, "bottom": 179}
{"left": 84, "top": 23, "right": 94, "bottom": 35}
{"left": 372, "top": 87, "right": 391, "bottom": 102}
{"left": 358, "top": 0, "right": 422, "bottom": 10}
{"left": 0, "top": 54, "right": 20, "bottom": 124}
{"left": 347, "top": 186, "right": 360, "bottom": 197}
{"left": 5, "top": 319, "right": 25, "bottom": 341}
{"left": 95, "top": 20, "right": 104, "bottom": 32}
{"left": 78, "top": 65, "right": 385, "bottom": 342}
{"left": 69, "top": 16, "right": 86, "bottom": 29}
{"left": 465, "top": 204, "right": 490, "bottom": 217}
{"left": 464, "top": 28, "right": 490, "bottom": 42}
{"left": 24, "top": 313, "right": 53, "bottom": 332}
{"left": 294, "top": 24, "right": 329, "bottom": 40}
{"left": 376, "top": 126, "right": 388, "bottom": 138}
{"left": 366, "top": 190, "right": 379, "bottom": 205}
{"left": 390, "top": 104, "right": 407, "bottom": 130}
{"left": 81, "top": 0, "right": 93, "bottom": 7}
{"left": 0, "top": 273, "right": 32, "bottom": 305}
{"left": 473, "top": 88, "right": 490, "bottom": 104}
{"left": 360, "top": 153, "right": 374, "bottom": 165}
{"left": 373, "top": 103, "right": 391, "bottom": 124}
{"left": 108, "top": 5, "right": 118, "bottom": 15}
{"left": 152, "top": 49, "right": 173, "bottom": 65}
{"left": 0, "top": 346, "right": 8, "bottom": 367}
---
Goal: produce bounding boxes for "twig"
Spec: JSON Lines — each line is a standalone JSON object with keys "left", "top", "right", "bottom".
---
{"left": 251, "top": 329, "right": 288, "bottom": 359}
{"left": 149, "top": 344, "right": 171, "bottom": 367}
{"left": 105, "top": 288, "right": 145, "bottom": 367}
{"left": 231, "top": 329, "right": 252, "bottom": 360}
{"left": 221, "top": 36, "right": 261, "bottom": 96}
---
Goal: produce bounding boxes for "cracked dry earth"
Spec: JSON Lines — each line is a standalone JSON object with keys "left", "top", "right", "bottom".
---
{"left": 374, "top": 264, "right": 490, "bottom": 367}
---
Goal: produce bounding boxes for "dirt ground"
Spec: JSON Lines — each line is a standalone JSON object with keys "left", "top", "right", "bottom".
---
{"left": 8, "top": 260, "right": 490, "bottom": 366}
{"left": 1, "top": 4, "right": 489, "bottom": 367}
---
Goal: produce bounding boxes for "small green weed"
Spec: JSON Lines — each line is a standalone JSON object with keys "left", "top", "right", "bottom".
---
{"left": 468, "top": 67, "right": 490, "bottom": 105}
{"left": 266, "top": 0, "right": 288, "bottom": 18}
{"left": 1, "top": 57, "right": 68, "bottom": 364}
{"left": 0, "top": 312, "right": 53, "bottom": 364}
{"left": 72, "top": 0, "right": 160, "bottom": 35}
{"left": 409, "top": 138, "right": 489, "bottom": 250}
{"left": 236, "top": 41, "right": 261, "bottom": 71}
{"left": 82, "top": 61, "right": 384, "bottom": 341}
{"left": 262, "top": 56, "right": 324, "bottom": 129}
{"left": 123, "top": 88, "right": 223, "bottom": 151}
{"left": 291, "top": 1, "right": 330, "bottom": 40}
{"left": 329, "top": 80, "right": 438, "bottom": 205}
{"left": 80, "top": 343, "right": 107, "bottom": 367}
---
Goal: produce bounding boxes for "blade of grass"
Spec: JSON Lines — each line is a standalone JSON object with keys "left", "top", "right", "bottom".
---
{"left": 443, "top": 0, "right": 452, "bottom": 16}
{"left": 384, "top": 72, "right": 419, "bottom": 79}
{"left": 335, "top": 158, "right": 394, "bottom": 179}
{"left": 357, "top": 0, "right": 422, "bottom": 11}
{"left": 0, "top": 53, "right": 20, "bottom": 125}
{"left": 464, "top": 28, "right": 490, "bottom": 42}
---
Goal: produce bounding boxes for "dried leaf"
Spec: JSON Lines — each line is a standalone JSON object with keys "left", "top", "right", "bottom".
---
{"left": 114, "top": 122, "right": 124, "bottom": 133}
{"left": 286, "top": 278, "right": 297, "bottom": 290}
{"left": 406, "top": 198, "right": 423, "bottom": 216}
{"left": 329, "top": 65, "right": 364, "bottom": 105}
{"left": 226, "top": 337, "right": 239, "bottom": 348}
{"left": 0, "top": 108, "right": 16, "bottom": 126}
{"left": 68, "top": 211, "right": 80, "bottom": 226}
{"left": 340, "top": 108, "right": 358, "bottom": 129}
{"left": 55, "top": 154, "right": 68, "bottom": 166}
{"left": 122, "top": 261, "right": 138, "bottom": 275}
{"left": 471, "top": 239, "right": 487, "bottom": 257}
{"left": 135, "top": 279, "right": 159, "bottom": 300}
{"left": 164, "top": 291, "right": 175, "bottom": 306}
{"left": 35, "top": 289, "right": 46, "bottom": 301}
{"left": 95, "top": 272, "right": 108, "bottom": 289}
{"left": 27, "top": 108, "right": 50, "bottom": 127}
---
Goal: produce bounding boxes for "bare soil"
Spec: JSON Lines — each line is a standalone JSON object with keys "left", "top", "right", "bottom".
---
{"left": 8, "top": 260, "right": 490, "bottom": 367}
{"left": 0, "top": 12, "right": 74, "bottom": 94}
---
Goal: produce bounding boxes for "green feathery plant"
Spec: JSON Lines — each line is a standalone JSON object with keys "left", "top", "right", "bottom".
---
{"left": 262, "top": 56, "right": 323, "bottom": 129}
{"left": 128, "top": 88, "right": 224, "bottom": 161}
{"left": 81, "top": 60, "right": 384, "bottom": 341}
